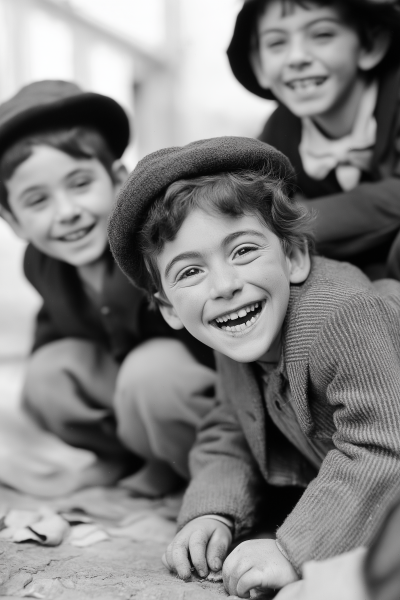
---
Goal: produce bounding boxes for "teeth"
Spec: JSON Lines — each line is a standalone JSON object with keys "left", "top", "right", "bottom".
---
{"left": 60, "top": 228, "right": 89, "bottom": 241}
{"left": 215, "top": 302, "right": 264, "bottom": 333}
{"left": 288, "top": 77, "right": 326, "bottom": 90}
{"left": 215, "top": 303, "right": 261, "bottom": 324}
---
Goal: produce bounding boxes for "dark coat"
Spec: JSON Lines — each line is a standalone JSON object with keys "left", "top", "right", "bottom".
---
{"left": 260, "top": 66, "right": 400, "bottom": 278}
{"left": 178, "top": 257, "right": 400, "bottom": 571}
{"left": 24, "top": 243, "right": 214, "bottom": 368}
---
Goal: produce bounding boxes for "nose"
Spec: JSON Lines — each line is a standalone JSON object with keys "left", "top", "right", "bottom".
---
{"left": 286, "top": 34, "right": 312, "bottom": 70}
{"left": 209, "top": 264, "right": 244, "bottom": 300}
{"left": 54, "top": 193, "right": 81, "bottom": 223}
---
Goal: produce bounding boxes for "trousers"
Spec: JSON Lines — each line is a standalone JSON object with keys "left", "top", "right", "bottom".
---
{"left": 23, "top": 337, "right": 216, "bottom": 480}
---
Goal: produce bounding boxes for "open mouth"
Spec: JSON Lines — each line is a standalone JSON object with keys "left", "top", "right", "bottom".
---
{"left": 211, "top": 301, "right": 265, "bottom": 333}
{"left": 56, "top": 223, "right": 95, "bottom": 242}
{"left": 286, "top": 76, "right": 327, "bottom": 90}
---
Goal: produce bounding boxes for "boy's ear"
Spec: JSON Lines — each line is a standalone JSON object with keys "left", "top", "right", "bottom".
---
{"left": 287, "top": 245, "right": 311, "bottom": 284}
{"left": 358, "top": 30, "right": 391, "bottom": 71}
{"left": 154, "top": 292, "right": 185, "bottom": 330}
{"left": 0, "top": 206, "right": 29, "bottom": 241}
{"left": 111, "top": 160, "right": 129, "bottom": 192}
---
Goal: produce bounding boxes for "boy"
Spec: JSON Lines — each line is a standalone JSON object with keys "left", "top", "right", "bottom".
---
{"left": 0, "top": 80, "right": 216, "bottom": 497}
{"left": 227, "top": 0, "right": 400, "bottom": 280}
{"left": 108, "top": 136, "right": 400, "bottom": 597}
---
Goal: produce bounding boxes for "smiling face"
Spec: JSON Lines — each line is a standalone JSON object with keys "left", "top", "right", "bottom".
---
{"left": 253, "top": 0, "right": 386, "bottom": 133}
{"left": 4, "top": 145, "right": 117, "bottom": 267}
{"left": 156, "top": 207, "right": 310, "bottom": 363}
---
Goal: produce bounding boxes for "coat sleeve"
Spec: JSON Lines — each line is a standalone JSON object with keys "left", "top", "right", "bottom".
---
{"left": 300, "top": 177, "right": 400, "bottom": 259}
{"left": 177, "top": 353, "right": 264, "bottom": 536}
{"left": 23, "top": 246, "right": 63, "bottom": 352}
{"left": 277, "top": 293, "right": 400, "bottom": 572}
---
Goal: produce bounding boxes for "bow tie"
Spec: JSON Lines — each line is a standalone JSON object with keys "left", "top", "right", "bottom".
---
{"left": 300, "top": 144, "right": 374, "bottom": 191}
{"left": 299, "top": 80, "right": 378, "bottom": 191}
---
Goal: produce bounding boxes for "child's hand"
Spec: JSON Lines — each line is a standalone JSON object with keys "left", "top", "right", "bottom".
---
{"left": 162, "top": 517, "right": 232, "bottom": 581}
{"left": 222, "top": 539, "right": 299, "bottom": 597}
{"left": 274, "top": 547, "right": 368, "bottom": 600}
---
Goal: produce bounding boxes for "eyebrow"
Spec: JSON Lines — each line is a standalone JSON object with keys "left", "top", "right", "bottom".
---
{"left": 259, "top": 17, "right": 340, "bottom": 36}
{"left": 164, "top": 229, "right": 267, "bottom": 279}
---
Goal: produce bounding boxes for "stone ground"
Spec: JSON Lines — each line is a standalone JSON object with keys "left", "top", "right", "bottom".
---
{"left": 0, "top": 486, "right": 228, "bottom": 600}
{"left": 0, "top": 224, "right": 230, "bottom": 599}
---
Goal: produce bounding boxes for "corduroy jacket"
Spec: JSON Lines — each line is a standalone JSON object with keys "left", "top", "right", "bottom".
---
{"left": 259, "top": 65, "right": 400, "bottom": 278}
{"left": 178, "top": 257, "right": 400, "bottom": 571}
{"left": 24, "top": 243, "right": 214, "bottom": 368}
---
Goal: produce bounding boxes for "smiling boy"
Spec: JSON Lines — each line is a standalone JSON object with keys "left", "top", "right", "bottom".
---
{"left": 0, "top": 81, "right": 216, "bottom": 496}
{"left": 228, "top": 0, "right": 400, "bottom": 280}
{"left": 109, "top": 136, "right": 400, "bottom": 597}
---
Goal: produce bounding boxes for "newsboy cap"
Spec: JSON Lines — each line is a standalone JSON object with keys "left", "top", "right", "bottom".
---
{"left": 108, "top": 136, "right": 295, "bottom": 291}
{"left": 227, "top": 0, "right": 400, "bottom": 100}
{"left": 0, "top": 80, "right": 130, "bottom": 159}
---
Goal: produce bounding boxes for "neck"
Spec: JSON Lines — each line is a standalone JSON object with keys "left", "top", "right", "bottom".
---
{"left": 77, "top": 257, "right": 107, "bottom": 295}
{"left": 312, "top": 77, "right": 370, "bottom": 139}
{"left": 258, "top": 335, "right": 282, "bottom": 364}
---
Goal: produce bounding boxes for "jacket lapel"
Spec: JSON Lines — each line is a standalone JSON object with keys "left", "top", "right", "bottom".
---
{"left": 224, "top": 359, "right": 269, "bottom": 479}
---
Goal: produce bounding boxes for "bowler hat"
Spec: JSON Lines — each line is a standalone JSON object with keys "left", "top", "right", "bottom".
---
{"left": 108, "top": 136, "right": 295, "bottom": 291}
{"left": 0, "top": 80, "right": 130, "bottom": 159}
{"left": 227, "top": 0, "right": 400, "bottom": 100}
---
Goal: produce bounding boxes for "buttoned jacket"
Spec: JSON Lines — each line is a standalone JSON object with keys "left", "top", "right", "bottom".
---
{"left": 178, "top": 257, "right": 400, "bottom": 571}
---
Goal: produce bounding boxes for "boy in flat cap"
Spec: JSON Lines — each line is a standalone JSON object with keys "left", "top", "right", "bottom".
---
{"left": 227, "top": 0, "right": 400, "bottom": 280}
{"left": 0, "top": 80, "right": 215, "bottom": 496}
{"left": 109, "top": 136, "right": 400, "bottom": 597}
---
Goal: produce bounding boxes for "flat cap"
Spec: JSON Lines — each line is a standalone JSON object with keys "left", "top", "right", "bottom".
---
{"left": 108, "top": 135, "right": 295, "bottom": 291}
{"left": 0, "top": 80, "right": 130, "bottom": 159}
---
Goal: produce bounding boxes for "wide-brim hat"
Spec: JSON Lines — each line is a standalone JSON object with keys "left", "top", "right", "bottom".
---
{"left": 108, "top": 135, "right": 296, "bottom": 291}
{"left": 227, "top": 0, "right": 400, "bottom": 100}
{"left": 0, "top": 80, "right": 130, "bottom": 159}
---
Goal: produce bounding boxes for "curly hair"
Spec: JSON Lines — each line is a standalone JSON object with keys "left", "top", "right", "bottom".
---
{"left": 138, "top": 169, "right": 315, "bottom": 301}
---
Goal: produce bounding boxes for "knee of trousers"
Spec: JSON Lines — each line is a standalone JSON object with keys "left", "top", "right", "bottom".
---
{"left": 23, "top": 339, "right": 94, "bottom": 421}
{"left": 114, "top": 338, "right": 216, "bottom": 439}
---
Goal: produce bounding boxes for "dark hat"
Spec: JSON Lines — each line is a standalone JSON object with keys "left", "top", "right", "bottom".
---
{"left": 0, "top": 80, "right": 130, "bottom": 159}
{"left": 108, "top": 135, "right": 295, "bottom": 290}
{"left": 227, "top": 0, "right": 400, "bottom": 100}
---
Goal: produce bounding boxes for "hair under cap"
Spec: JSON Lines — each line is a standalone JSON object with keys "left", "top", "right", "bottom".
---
{"left": 108, "top": 136, "right": 296, "bottom": 290}
{"left": 227, "top": 0, "right": 400, "bottom": 100}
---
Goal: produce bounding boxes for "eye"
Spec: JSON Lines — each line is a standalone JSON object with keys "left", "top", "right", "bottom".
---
{"left": 234, "top": 245, "right": 258, "bottom": 259}
{"left": 177, "top": 267, "right": 201, "bottom": 281}
{"left": 70, "top": 174, "right": 92, "bottom": 190}
{"left": 311, "top": 27, "right": 336, "bottom": 41}
{"left": 25, "top": 193, "right": 48, "bottom": 208}
{"left": 262, "top": 36, "right": 286, "bottom": 50}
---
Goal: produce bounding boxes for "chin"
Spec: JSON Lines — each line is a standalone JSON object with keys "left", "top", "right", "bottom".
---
{"left": 222, "top": 345, "right": 267, "bottom": 364}
{"left": 61, "top": 249, "right": 105, "bottom": 267}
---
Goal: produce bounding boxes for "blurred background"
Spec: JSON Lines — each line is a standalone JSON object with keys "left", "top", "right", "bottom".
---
{"left": 0, "top": 0, "right": 275, "bottom": 407}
